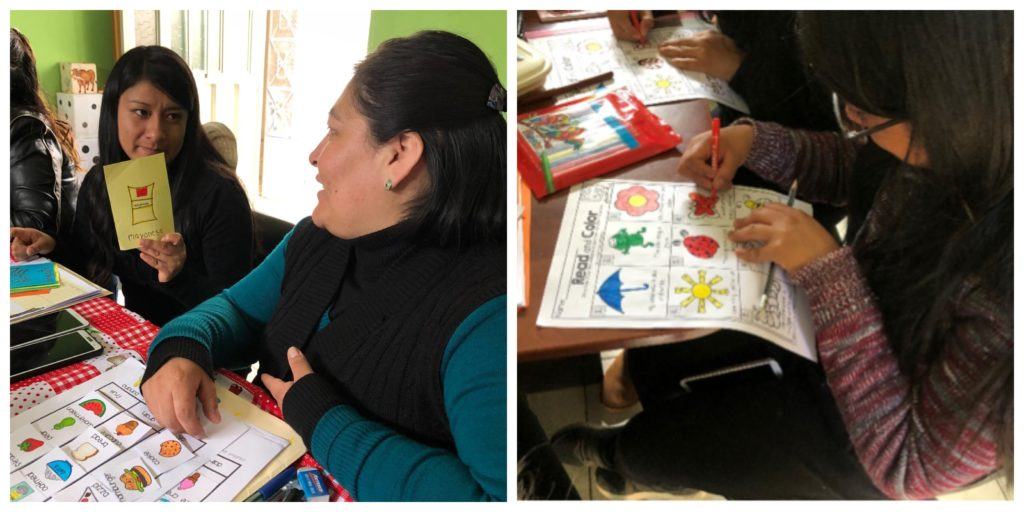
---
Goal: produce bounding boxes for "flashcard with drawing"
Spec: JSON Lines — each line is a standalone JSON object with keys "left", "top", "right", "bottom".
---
{"left": 129, "top": 402, "right": 162, "bottom": 430}
{"left": 66, "top": 428, "right": 122, "bottom": 472}
{"left": 53, "top": 475, "right": 119, "bottom": 502}
{"left": 99, "top": 411, "right": 153, "bottom": 450}
{"left": 11, "top": 423, "right": 51, "bottom": 471}
{"left": 602, "top": 221, "right": 671, "bottom": 266}
{"left": 19, "top": 447, "right": 87, "bottom": 496}
{"left": 133, "top": 429, "right": 195, "bottom": 476}
{"left": 9, "top": 478, "right": 46, "bottom": 502}
{"left": 72, "top": 391, "right": 123, "bottom": 425}
{"left": 35, "top": 407, "right": 90, "bottom": 445}
{"left": 95, "top": 452, "right": 160, "bottom": 501}
{"left": 159, "top": 466, "right": 226, "bottom": 502}
{"left": 669, "top": 269, "right": 738, "bottom": 319}
{"left": 98, "top": 383, "right": 139, "bottom": 410}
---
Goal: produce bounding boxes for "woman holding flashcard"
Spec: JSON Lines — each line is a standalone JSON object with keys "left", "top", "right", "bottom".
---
{"left": 139, "top": 31, "right": 506, "bottom": 501}
{"left": 553, "top": 11, "right": 1011, "bottom": 499}
{"left": 10, "top": 46, "right": 255, "bottom": 326}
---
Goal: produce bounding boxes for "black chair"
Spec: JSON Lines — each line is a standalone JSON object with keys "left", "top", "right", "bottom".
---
{"left": 253, "top": 211, "right": 294, "bottom": 265}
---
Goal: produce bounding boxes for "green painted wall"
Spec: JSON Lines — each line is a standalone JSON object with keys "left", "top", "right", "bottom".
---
{"left": 367, "top": 10, "right": 506, "bottom": 87}
{"left": 10, "top": 10, "right": 116, "bottom": 108}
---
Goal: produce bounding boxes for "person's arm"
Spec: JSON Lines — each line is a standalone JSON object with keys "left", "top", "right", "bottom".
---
{"left": 158, "top": 179, "right": 255, "bottom": 306}
{"left": 283, "top": 296, "right": 507, "bottom": 501}
{"left": 791, "top": 249, "right": 1009, "bottom": 499}
{"left": 735, "top": 119, "right": 859, "bottom": 207}
{"left": 10, "top": 121, "right": 62, "bottom": 238}
{"left": 141, "top": 226, "right": 295, "bottom": 382}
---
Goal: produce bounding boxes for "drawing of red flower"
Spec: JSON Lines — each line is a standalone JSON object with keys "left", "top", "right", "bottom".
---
{"left": 615, "top": 186, "right": 660, "bottom": 216}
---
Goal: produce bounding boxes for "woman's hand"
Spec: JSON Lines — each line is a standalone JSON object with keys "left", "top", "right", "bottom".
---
{"left": 729, "top": 203, "right": 840, "bottom": 273}
{"left": 139, "top": 233, "right": 187, "bottom": 283}
{"left": 10, "top": 227, "right": 56, "bottom": 261}
{"left": 678, "top": 124, "right": 754, "bottom": 192}
{"left": 608, "top": 10, "right": 653, "bottom": 42}
{"left": 261, "top": 347, "right": 314, "bottom": 412}
{"left": 658, "top": 30, "right": 744, "bottom": 81}
{"left": 141, "top": 357, "right": 221, "bottom": 438}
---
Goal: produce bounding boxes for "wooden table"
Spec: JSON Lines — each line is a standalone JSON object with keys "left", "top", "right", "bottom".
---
{"left": 517, "top": 11, "right": 719, "bottom": 361}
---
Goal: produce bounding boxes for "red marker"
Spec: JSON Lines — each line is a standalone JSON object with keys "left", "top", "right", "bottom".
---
{"left": 629, "top": 11, "right": 646, "bottom": 45}
{"left": 710, "top": 116, "right": 721, "bottom": 199}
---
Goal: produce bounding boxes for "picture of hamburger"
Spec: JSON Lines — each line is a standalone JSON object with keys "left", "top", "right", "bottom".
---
{"left": 120, "top": 465, "right": 152, "bottom": 492}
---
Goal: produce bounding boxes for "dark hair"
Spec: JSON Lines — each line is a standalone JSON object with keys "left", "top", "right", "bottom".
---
{"left": 80, "top": 45, "right": 247, "bottom": 285}
{"left": 10, "top": 28, "right": 80, "bottom": 171}
{"left": 350, "top": 30, "right": 505, "bottom": 249}
{"left": 798, "top": 11, "right": 1013, "bottom": 485}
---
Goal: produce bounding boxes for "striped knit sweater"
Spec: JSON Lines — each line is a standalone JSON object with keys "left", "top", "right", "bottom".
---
{"left": 736, "top": 119, "right": 1011, "bottom": 499}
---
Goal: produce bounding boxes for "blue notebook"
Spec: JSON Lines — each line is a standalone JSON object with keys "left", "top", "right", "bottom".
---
{"left": 10, "top": 260, "right": 60, "bottom": 293}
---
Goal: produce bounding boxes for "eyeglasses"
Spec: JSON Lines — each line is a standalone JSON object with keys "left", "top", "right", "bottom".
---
{"left": 832, "top": 93, "right": 903, "bottom": 141}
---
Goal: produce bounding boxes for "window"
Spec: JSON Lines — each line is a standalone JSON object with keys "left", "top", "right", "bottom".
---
{"left": 117, "top": 10, "right": 369, "bottom": 223}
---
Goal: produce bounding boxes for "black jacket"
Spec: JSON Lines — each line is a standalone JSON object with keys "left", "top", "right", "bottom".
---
{"left": 10, "top": 109, "right": 79, "bottom": 242}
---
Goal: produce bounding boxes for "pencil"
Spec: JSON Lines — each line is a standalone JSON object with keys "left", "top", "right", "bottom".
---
{"left": 758, "top": 179, "right": 799, "bottom": 310}
{"left": 630, "top": 11, "right": 646, "bottom": 45}
{"left": 710, "top": 116, "right": 720, "bottom": 199}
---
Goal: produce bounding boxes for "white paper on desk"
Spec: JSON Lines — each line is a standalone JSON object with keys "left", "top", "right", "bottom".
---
{"left": 10, "top": 359, "right": 252, "bottom": 502}
{"left": 530, "top": 18, "right": 750, "bottom": 112}
{"left": 536, "top": 178, "right": 818, "bottom": 362}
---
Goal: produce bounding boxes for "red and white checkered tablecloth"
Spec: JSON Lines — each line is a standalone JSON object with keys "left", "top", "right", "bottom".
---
{"left": 9, "top": 297, "right": 352, "bottom": 502}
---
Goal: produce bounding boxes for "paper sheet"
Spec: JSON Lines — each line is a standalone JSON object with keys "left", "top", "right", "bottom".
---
{"left": 530, "top": 18, "right": 750, "bottom": 112}
{"left": 103, "top": 153, "right": 176, "bottom": 250}
{"left": 537, "top": 178, "right": 818, "bottom": 361}
{"left": 9, "top": 359, "right": 295, "bottom": 502}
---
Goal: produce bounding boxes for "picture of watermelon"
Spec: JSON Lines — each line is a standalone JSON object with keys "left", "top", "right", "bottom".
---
{"left": 683, "top": 235, "right": 719, "bottom": 259}
{"left": 79, "top": 398, "right": 106, "bottom": 417}
{"left": 18, "top": 438, "right": 44, "bottom": 452}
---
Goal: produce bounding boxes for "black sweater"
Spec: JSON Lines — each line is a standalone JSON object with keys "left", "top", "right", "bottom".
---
{"left": 71, "top": 163, "right": 255, "bottom": 325}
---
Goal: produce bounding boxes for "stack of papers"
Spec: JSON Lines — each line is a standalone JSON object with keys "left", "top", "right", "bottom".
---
{"left": 11, "top": 260, "right": 61, "bottom": 293}
{"left": 10, "top": 359, "right": 302, "bottom": 502}
{"left": 11, "top": 259, "right": 111, "bottom": 323}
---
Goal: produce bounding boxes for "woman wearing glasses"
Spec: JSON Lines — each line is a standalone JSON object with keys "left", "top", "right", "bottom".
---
{"left": 553, "top": 11, "right": 1011, "bottom": 499}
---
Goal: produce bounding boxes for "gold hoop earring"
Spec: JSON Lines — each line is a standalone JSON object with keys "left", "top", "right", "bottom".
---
{"left": 385, "top": 179, "right": 393, "bottom": 191}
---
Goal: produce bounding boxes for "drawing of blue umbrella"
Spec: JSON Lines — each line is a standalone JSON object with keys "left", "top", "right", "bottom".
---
{"left": 597, "top": 269, "right": 650, "bottom": 313}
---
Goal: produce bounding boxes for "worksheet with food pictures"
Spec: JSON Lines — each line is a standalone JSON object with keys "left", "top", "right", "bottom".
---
{"left": 537, "top": 178, "right": 818, "bottom": 361}
{"left": 10, "top": 359, "right": 288, "bottom": 502}
{"left": 529, "top": 18, "right": 750, "bottom": 112}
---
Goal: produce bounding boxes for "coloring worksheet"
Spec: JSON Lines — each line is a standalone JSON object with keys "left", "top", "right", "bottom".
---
{"left": 537, "top": 178, "right": 818, "bottom": 361}
{"left": 10, "top": 359, "right": 288, "bottom": 502}
{"left": 530, "top": 18, "right": 750, "bottom": 112}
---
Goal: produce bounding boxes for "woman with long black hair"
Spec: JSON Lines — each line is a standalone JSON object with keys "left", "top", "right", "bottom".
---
{"left": 554, "top": 11, "right": 1012, "bottom": 499}
{"left": 10, "top": 28, "right": 80, "bottom": 244}
{"left": 11, "top": 45, "right": 255, "bottom": 325}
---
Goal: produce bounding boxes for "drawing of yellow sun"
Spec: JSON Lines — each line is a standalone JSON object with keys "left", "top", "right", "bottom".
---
{"left": 675, "top": 270, "right": 729, "bottom": 313}
{"left": 584, "top": 41, "right": 603, "bottom": 53}
{"left": 655, "top": 77, "right": 672, "bottom": 89}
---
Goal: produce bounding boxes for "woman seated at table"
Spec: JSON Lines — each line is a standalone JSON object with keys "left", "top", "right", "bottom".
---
{"left": 139, "top": 31, "right": 507, "bottom": 501}
{"left": 10, "top": 46, "right": 255, "bottom": 326}
{"left": 10, "top": 28, "right": 80, "bottom": 247}
{"left": 554, "top": 11, "right": 1012, "bottom": 499}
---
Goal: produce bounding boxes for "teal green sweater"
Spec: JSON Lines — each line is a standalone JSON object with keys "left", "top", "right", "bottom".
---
{"left": 148, "top": 228, "right": 507, "bottom": 501}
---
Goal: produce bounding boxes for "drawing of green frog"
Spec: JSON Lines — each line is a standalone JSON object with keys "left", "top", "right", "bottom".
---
{"left": 609, "top": 227, "right": 654, "bottom": 255}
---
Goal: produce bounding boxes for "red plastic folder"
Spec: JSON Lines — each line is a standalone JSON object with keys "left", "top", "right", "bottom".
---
{"left": 517, "top": 88, "right": 681, "bottom": 198}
